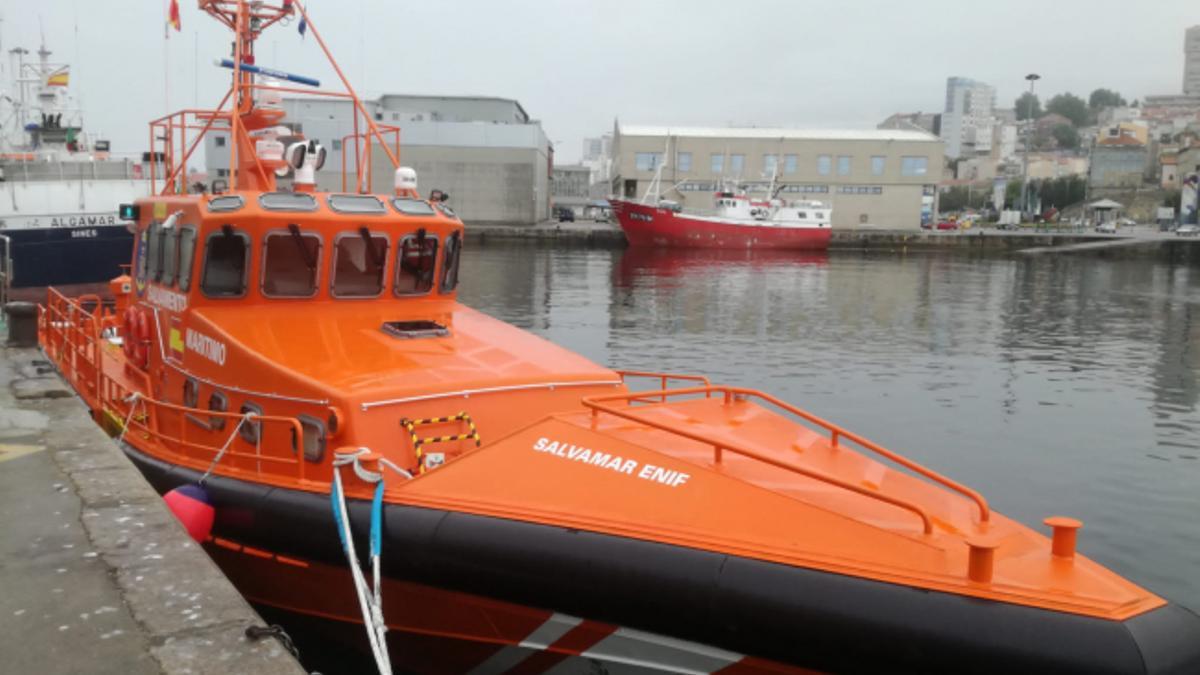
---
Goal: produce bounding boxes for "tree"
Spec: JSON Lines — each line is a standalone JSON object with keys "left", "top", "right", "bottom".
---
{"left": 1089, "top": 88, "right": 1127, "bottom": 110}
{"left": 1051, "top": 124, "right": 1080, "bottom": 150}
{"left": 1015, "top": 92, "right": 1042, "bottom": 120}
{"left": 938, "top": 185, "right": 990, "bottom": 213}
{"left": 1045, "top": 93, "right": 1089, "bottom": 127}
{"left": 1005, "top": 180, "right": 1023, "bottom": 209}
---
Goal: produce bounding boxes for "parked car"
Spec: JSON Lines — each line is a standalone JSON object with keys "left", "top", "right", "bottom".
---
{"left": 936, "top": 221, "right": 959, "bottom": 231}
{"left": 556, "top": 208, "right": 576, "bottom": 223}
{"left": 1177, "top": 224, "right": 1200, "bottom": 237}
{"left": 1095, "top": 222, "right": 1117, "bottom": 234}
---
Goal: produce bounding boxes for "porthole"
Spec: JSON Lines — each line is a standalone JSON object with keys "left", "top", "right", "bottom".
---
{"left": 208, "top": 391, "right": 228, "bottom": 431}
{"left": 294, "top": 414, "right": 327, "bottom": 463}
{"left": 239, "top": 402, "right": 263, "bottom": 445}
{"left": 182, "top": 377, "right": 199, "bottom": 408}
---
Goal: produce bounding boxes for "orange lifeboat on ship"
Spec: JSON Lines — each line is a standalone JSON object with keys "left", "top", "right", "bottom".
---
{"left": 37, "top": 2, "right": 1200, "bottom": 674}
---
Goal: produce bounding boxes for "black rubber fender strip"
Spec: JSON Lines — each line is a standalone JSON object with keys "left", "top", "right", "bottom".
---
{"left": 124, "top": 445, "right": 1200, "bottom": 675}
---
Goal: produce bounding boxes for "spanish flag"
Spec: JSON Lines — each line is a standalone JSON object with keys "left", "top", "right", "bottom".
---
{"left": 168, "top": 0, "right": 181, "bottom": 32}
{"left": 46, "top": 68, "right": 69, "bottom": 87}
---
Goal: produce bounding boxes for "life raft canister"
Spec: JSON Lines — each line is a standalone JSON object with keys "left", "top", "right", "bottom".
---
{"left": 122, "top": 307, "right": 151, "bottom": 369}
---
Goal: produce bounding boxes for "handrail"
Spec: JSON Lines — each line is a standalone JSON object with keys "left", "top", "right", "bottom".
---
{"left": 584, "top": 384, "right": 992, "bottom": 527}
{"left": 584, "top": 391, "right": 933, "bottom": 535}
{"left": 615, "top": 369, "right": 712, "bottom": 403}
{"left": 101, "top": 372, "right": 308, "bottom": 481}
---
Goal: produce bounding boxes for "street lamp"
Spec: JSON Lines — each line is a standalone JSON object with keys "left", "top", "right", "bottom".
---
{"left": 1020, "top": 73, "right": 1041, "bottom": 217}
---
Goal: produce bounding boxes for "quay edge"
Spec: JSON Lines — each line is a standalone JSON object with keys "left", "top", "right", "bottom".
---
{"left": 465, "top": 222, "right": 1200, "bottom": 256}
{"left": 0, "top": 343, "right": 306, "bottom": 675}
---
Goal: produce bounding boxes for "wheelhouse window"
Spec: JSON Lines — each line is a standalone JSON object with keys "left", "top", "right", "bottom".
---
{"left": 200, "top": 227, "right": 250, "bottom": 297}
{"left": 332, "top": 229, "right": 388, "bottom": 297}
{"left": 392, "top": 198, "right": 437, "bottom": 216}
{"left": 178, "top": 227, "right": 197, "bottom": 291}
{"left": 259, "top": 192, "right": 318, "bottom": 211}
{"left": 328, "top": 194, "right": 386, "bottom": 214}
{"left": 161, "top": 225, "right": 179, "bottom": 286}
{"left": 395, "top": 232, "right": 438, "bottom": 296}
{"left": 262, "top": 226, "right": 321, "bottom": 297}
{"left": 440, "top": 231, "right": 461, "bottom": 293}
{"left": 147, "top": 222, "right": 163, "bottom": 281}
{"left": 135, "top": 228, "right": 149, "bottom": 284}
{"left": 207, "top": 195, "right": 244, "bottom": 212}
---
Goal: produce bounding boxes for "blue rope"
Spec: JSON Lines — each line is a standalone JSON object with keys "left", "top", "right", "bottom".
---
{"left": 331, "top": 475, "right": 348, "bottom": 549}
{"left": 370, "top": 481, "right": 384, "bottom": 558}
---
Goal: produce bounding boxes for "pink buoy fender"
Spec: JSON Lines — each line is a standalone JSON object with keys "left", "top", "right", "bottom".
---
{"left": 163, "top": 484, "right": 215, "bottom": 543}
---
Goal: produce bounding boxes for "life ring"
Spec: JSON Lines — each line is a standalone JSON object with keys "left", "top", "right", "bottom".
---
{"left": 124, "top": 307, "right": 151, "bottom": 369}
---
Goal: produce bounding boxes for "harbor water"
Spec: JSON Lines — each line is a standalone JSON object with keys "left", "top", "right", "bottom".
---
{"left": 459, "top": 243, "right": 1200, "bottom": 611}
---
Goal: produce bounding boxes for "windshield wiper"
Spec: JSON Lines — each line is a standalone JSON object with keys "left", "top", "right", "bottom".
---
{"left": 359, "top": 227, "right": 385, "bottom": 271}
{"left": 287, "top": 224, "right": 316, "bottom": 272}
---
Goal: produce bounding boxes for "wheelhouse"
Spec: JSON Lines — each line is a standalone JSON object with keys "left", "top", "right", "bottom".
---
{"left": 131, "top": 191, "right": 465, "bottom": 307}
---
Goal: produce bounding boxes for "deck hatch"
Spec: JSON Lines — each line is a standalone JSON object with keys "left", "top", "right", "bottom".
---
{"left": 328, "top": 194, "right": 386, "bottom": 214}
{"left": 381, "top": 320, "right": 449, "bottom": 339}
{"left": 207, "top": 195, "right": 244, "bottom": 212}
{"left": 259, "top": 192, "right": 318, "bottom": 212}
{"left": 391, "top": 198, "right": 436, "bottom": 216}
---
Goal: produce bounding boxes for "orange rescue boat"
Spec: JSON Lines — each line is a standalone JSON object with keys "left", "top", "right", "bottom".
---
{"left": 38, "top": 2, "right": 1200, "bottom": 673}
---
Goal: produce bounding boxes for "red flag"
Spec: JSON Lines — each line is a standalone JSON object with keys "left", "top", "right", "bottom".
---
{"left": 168, "top": 0, "right": 181, "bottom": 32}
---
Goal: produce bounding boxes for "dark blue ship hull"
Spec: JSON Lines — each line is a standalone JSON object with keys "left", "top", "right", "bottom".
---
{"left": 4, "top": 225, "right": 132, "bottom": 288}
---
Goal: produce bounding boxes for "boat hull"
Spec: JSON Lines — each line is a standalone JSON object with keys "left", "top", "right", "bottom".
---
{"left": 611, "top": 200, "right": 831, "bottom": 250}
{"left": 2, "top": 224, "right": 131, "bottom": 288}
{"left": 121, "top": 443, "right": 1200, "bottom": 675}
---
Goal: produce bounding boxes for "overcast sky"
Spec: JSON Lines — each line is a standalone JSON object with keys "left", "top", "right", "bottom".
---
{"left": 2, "top": 1, "right": 1196, "bottom": 164}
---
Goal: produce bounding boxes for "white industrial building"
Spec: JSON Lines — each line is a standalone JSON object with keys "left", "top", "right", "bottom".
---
{"left": 204, "top": 94, "right": 552, "bottom": 225}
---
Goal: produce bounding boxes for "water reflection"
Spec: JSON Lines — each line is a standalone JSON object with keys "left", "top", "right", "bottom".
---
{"left": 459, "top": 244, "right": 1200, "bottom": 609}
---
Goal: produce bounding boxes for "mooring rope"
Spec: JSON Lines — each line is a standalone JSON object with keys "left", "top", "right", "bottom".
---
{"left": 331, "top": 449, "right": 393, "bottom": 675}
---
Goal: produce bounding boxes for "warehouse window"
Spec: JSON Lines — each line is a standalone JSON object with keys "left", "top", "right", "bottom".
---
{"left": 817, "top": 155, "right": 831, "bottom": 176}
{"left": 901, "top": 156, "right": 929, "bottom": 176}
{"left": 710, "top": 153, "right": 724, "bottom": 173}
{"left": 784, "top": 154, "right": 797, "bottom": 174}
{"left": 635, "top": 152, "right": 662, "bottom": 171}
{"left": 837, "top": 156, "right": 852, "bottom": 176}
{"left": 677, "top": 152, "right": 692, "bottom": 172}
{"left": 871, "top": 155, "right": 886, "bottom": 176}
{"left": 730, "top": 154, "right": 745, "bottom": 174}
{"left": 764, "top": 154, "right": 778, "bottom": 174}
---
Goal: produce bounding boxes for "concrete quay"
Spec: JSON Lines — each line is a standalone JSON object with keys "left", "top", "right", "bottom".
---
{"left": 465, "top": 220, "right": 1178, "bottom": 251}
{"left": 0, "top": 342, "right": 305, "bottom": 675}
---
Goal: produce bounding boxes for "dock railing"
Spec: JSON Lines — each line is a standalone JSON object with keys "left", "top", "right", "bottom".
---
{"left": 39, "top": 288, "right": 105, "bottom": 397}
{"left": 583, "top": 384, "right": 992, "bottom": 533}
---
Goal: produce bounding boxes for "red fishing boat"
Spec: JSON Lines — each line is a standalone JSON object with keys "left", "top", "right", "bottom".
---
{"left": 611, "top": 182, "right": 831, "bottom": 250}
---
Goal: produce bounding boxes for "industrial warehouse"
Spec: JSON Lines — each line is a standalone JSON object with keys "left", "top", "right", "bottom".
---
{"left": 205, "top": 93, "right": 553, "bottom": 225}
